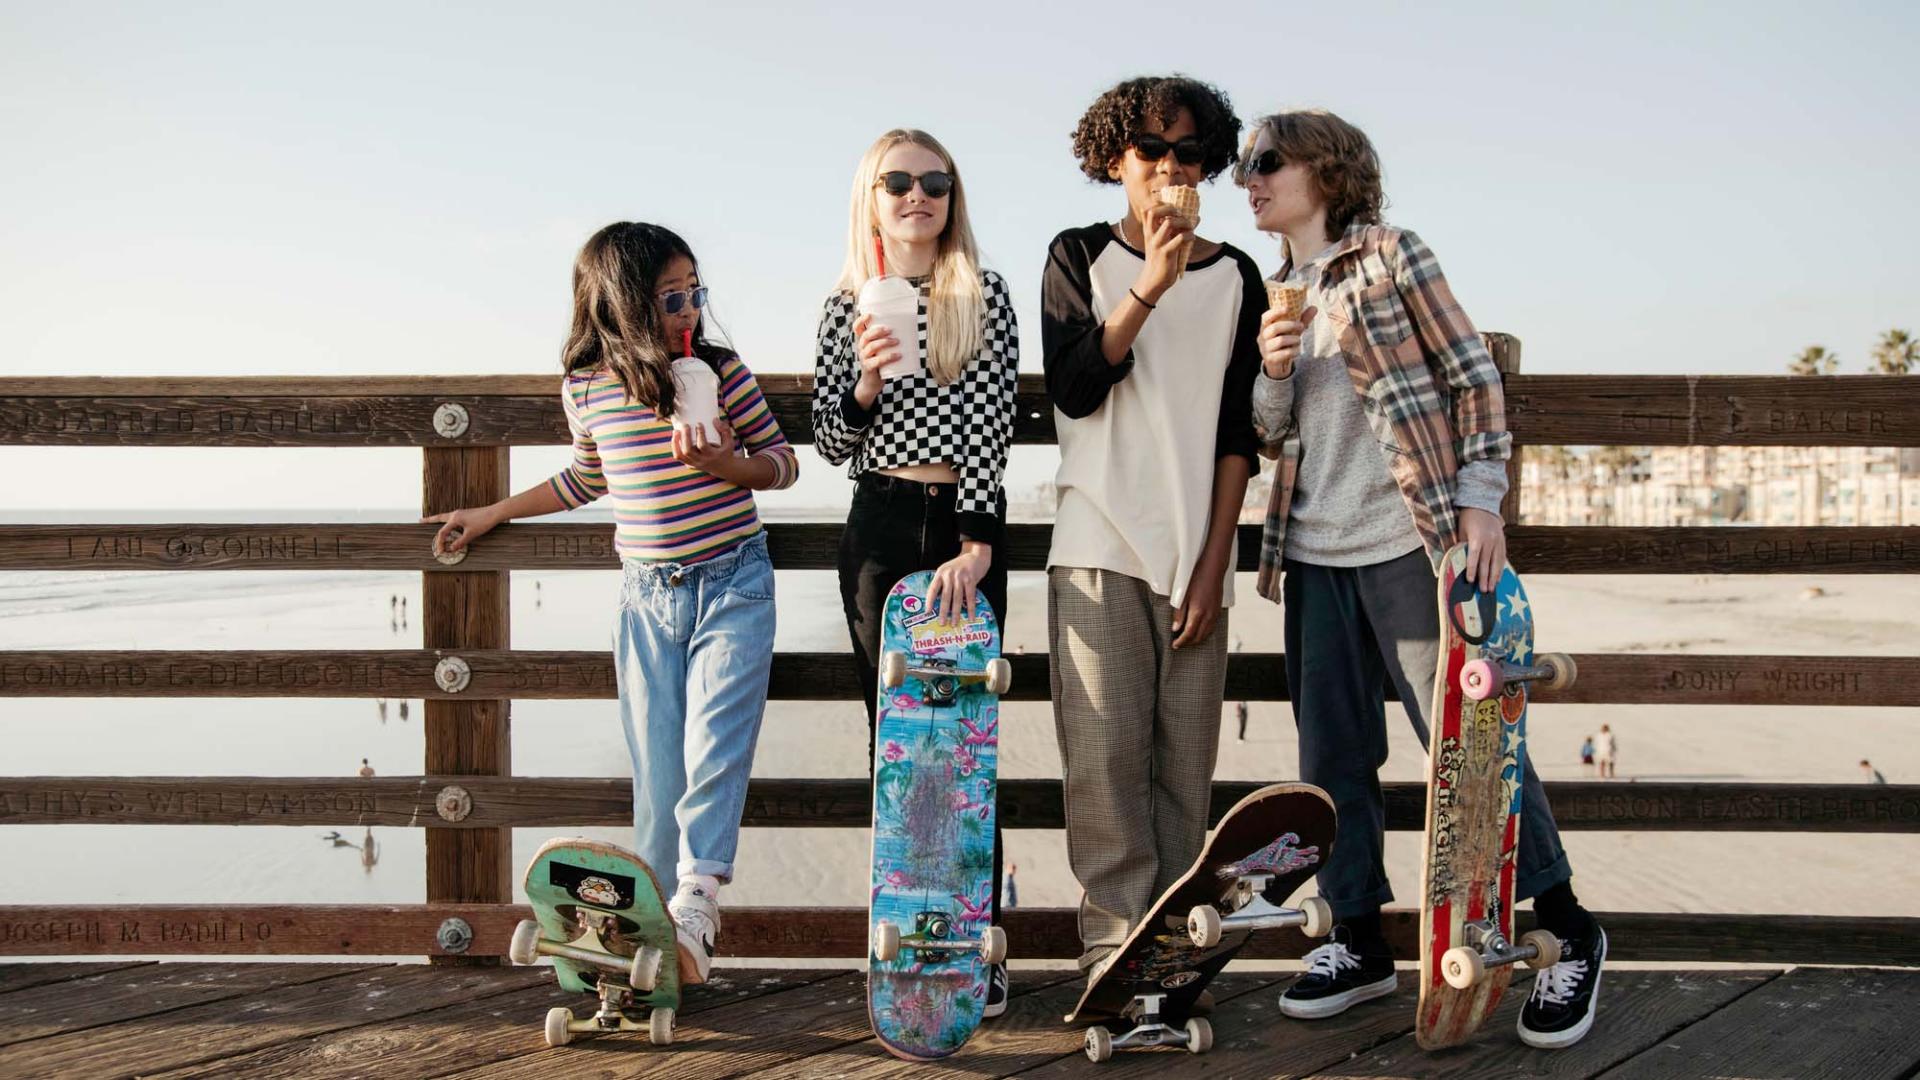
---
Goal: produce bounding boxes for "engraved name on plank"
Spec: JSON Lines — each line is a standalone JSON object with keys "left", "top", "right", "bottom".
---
{"left": 0, "top": 787, "right": 381, "bottom": 821}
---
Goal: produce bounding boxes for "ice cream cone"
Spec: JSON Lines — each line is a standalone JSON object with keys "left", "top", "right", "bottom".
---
{"left": 1265, "top": 280, "right": 1308, "bottom": 320}
{"left": 1158, "top": 185, "right": 1200, "bottom": 281}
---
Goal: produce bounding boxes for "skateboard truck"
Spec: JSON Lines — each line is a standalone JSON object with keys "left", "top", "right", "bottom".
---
{"left": 879, "top": 649, "right": 1013, "bottom": 698}
{"left": 872, "top": 910, "right": 1008, "bottom": 966}
{"left": 1186, "top": 872, "right": 1334, "bottom": 948}
{"left": 1440, "top": 918, "right": 1561, "bottom": 989}
{"left": 1459, "top": 652, "right": 1577, "bottom": 701}
{"left": 539, "top": 977, "right": 676, "bottom": 1047}
{"left": 1082, "top": 992, "right": 1212, "bottom": 1062}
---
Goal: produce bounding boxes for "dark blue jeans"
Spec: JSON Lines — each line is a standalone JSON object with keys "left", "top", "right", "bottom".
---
{"left": 1282, "top": 548, "right": 1571, "bottom": 921}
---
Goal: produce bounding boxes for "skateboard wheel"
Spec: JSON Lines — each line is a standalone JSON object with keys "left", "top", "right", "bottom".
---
{"left": 1541, "top": 652, "right": 1578, "bottom": 691}
{"left": 1084, "top": 1025, "right": 1113, "bottom": 1063}
{"left": 1521, "top": 928, "right": 1562, "bottom": 969}
{"left": 873, "top": 921, "right": 901, "bottom": 962}
{"left": 1441, "top": 945, "right": 1486, "bottom": 990}
{"left": 985, "top": 657, "right": 1012, "bottom": 695}
{"left": 1300, "top": 896, "right": 1334, "bottom": 939}
{"left": 1187, "top": 904, "right": 1223, "bottom": 949}
{"left": 1184, "top": 1016, "right": 1213, "bottom": 1054}
{"left": 508, "top": 919, "right": 541, "bottom": 966}
{"left": 545, "top": 1006, "right": 574, "bottom": 1047}
{"left": 650, "top": 1006, "right": 675, "bottom": 1045}
{"left": 880, "top": 650, "right": 908, "bottom": 689}
{"left": 630, "top": 945, "right": 663, "bottom": 992}
{"left": 981, "top": 925, "right": 1008, "bottom": 965}
{"left": 1460, "top": 659, "right": 1501, "bottom": 701}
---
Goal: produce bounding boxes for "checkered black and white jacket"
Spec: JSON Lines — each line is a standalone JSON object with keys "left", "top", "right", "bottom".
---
{"left": 811, "top": 269, "right": 1020, "bottom": 541}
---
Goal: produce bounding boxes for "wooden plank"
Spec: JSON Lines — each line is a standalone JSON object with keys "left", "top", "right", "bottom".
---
{"left": 3, "top": 778, "right": 1915, "bottom": 833}
{"left": 5, "top": 649, "right": 1917, "bottom": 708}
{"left": 0, "top": 960, "right": 151, "bottom": 994}
{"left": 0, "top": 396, "right": 572, "bottom": 447}
{"left": 1027, "top": 980, "right": 1419, "bottom": 1079}
{"left": 754, "top": 970, "right": 1267, "bottom": 1079}
{"left": 1603, "top": 967, "right": 1920, "bottom": 1080}
{"left": 1315, "top": 969, "right": 1778, "bottom": 1078}
{"left": 421, "top": 447, "right": 511, "bottom": 958}
{"left": 4, "top": 522, "right": 1916, "bottom": 574}
{"left": 4, "top": 907, "right": 1916, "bottom": 966}
{"left": 143, "top": 967, "right": 840, "bottom": 1080}
{"left": 0, "top": 961, "right": 380, "bottom": 1047}
{"left": 0, "top": 964, "right": 544, "bottom": 1079}
{"left": 1504, "top": 374, "right": 1920, "bottom": 447}
{"left": 10, "top": 370, "right": 1916, "bottom": 448}
{"left": 434, "top": 970, "right": 876, "bottom": 1079}
{"left": 1493, "top": 334, "right": 1524, "bottom": 525}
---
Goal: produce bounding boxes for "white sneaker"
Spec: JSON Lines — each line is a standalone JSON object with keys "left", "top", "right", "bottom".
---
{"left": 669, "top": 876, "right": 721, "bottom": 985}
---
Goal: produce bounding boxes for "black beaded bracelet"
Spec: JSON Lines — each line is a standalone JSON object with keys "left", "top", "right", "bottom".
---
{"left": 1129, "top": 287, "right": 1156, "bottom": 310}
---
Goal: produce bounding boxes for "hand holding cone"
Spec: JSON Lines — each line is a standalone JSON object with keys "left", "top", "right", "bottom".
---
{"left": 1157, "top": 185, "right": 1200, "bottom": 282}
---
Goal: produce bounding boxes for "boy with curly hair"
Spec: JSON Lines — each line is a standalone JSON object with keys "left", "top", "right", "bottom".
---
{"left": 1041, "top": 74, "right": 1265, "bottom": 980}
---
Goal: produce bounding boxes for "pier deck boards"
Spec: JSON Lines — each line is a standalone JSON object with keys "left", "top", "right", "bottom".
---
{"left": 4, "top": 962, "right": 1916, "bottom": 1078}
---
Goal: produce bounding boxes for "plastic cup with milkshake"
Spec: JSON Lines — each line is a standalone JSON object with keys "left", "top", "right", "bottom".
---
{"left": 670, "top": 329, "right": 723, "bottom": 443}
{"left": 856, "top": 236, "right": 922, "bottom": 380}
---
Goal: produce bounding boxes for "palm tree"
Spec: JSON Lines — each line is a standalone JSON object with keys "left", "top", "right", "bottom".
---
{"left": 1788, "top": 345, "right": 1839, "bottom": 376}
{"left": 1869, "top": 329, "right": 1917, "bottom": 375}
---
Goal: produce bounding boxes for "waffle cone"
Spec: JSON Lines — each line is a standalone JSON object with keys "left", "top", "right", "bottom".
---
{"left": 1265, "top": 281, "right": 1308, "bottom": 319}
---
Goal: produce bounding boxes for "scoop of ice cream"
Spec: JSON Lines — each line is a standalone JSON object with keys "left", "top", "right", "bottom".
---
{"left": 1265, "top": 281, "right": 1308, "bottom": 320}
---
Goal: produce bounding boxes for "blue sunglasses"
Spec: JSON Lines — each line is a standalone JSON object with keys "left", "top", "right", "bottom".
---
{"left": 658, "top": 286, "right": 710, "bottom": 315}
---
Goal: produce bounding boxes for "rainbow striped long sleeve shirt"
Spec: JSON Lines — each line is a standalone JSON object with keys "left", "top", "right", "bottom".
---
{"left": 546, "top": 355, "right": 798, "bottom": 564}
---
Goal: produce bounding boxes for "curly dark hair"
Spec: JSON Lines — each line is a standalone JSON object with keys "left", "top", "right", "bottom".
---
{"left": 1070, "top": 75, "right": 1242, "bottom": 184}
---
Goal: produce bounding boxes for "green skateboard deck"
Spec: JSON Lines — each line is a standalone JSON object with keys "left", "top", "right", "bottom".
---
{"left": 510, "top": 837, "right": 680, "bottom": 1047}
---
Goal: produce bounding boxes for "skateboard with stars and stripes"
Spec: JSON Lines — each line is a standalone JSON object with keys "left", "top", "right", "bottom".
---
{"left": 1416, "top": 543, "right": 1577, "bottom": 1049}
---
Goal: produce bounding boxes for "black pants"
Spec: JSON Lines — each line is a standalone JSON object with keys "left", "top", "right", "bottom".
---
{"left": 838, "top": 472, "right": 1008, "bottom": 917}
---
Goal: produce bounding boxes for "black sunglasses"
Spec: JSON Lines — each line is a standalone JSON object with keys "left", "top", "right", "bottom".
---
{"left": 1235, "top": 148, "right": 1285, "bottom": 186}
{"left": 656, "top": 286, "right": 710, "bottom": 315}
{"left": 876, "top": 170, "right": 954, "bottom": 199}
{"left": 1130, "top": 134, "right": 1205, "bottom": 166}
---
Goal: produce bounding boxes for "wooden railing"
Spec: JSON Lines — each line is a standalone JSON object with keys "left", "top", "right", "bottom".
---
{"left": 4, "top": 339, "right": 1918, "bottom": 967}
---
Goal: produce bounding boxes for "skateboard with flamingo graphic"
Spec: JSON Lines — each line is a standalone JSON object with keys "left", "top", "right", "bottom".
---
{"left": 867, "top": 570, "right": 1011, "bottom": 1060}
{"left": 1069, "top": 782, "right": 1336, "bottom": 1062}
{"left": 1416, "top": 543, "right": 1577, "bottom": 1049}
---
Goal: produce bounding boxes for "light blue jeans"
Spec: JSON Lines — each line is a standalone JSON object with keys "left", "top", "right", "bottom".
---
{"left": 614, "top": 531, "right": 775, "bottom": 885}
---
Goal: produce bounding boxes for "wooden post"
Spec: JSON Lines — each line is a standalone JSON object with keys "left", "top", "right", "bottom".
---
{"left": 1489, "top": 333, "right": 1524, "bottom": 526}
{"left": 422, "top": 444, "right": 510, "bottom": 963}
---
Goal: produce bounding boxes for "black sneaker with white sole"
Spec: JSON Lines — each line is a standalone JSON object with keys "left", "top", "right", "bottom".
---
{"left": 1278, "top": 926, "right": 1398, "bottom": 1019}
{"left": 1518, "top": 924, "right": 1606, "bottom": 1049}
{"left": 982, "top": 962, "right": 1009, "bottom": 1019}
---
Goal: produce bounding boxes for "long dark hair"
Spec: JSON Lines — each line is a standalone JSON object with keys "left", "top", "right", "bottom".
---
{"left": 562, "top": 222, "right": 734, "bottom": 417}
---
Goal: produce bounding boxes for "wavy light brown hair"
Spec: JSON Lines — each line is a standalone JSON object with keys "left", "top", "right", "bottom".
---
{"left": 562, "top": 222, "right": 733, "bottom": 417}
{"left": 1238, "top": 109, "right": 1386, "bottom": 236}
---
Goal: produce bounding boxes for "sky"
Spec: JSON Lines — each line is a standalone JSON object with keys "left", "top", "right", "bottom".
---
{"left": 3, "top": 1, "right": 1917, "bottom": 511}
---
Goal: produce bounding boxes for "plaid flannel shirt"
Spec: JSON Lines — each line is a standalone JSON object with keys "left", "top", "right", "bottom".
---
{"left": 1254, "top": 221, "right": 1510, "bottom": 602}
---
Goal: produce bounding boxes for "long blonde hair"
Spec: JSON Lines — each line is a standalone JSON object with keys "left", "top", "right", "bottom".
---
{"left": 835, "top": 129, "right": 984, "bottom": 385}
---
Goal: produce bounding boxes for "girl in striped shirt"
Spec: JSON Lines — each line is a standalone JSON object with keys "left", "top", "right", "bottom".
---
{"left": 426, "top": 222, "right": 797, "bottom": 985}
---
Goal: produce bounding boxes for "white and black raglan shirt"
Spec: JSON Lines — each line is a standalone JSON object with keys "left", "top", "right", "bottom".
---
{"left": 812, "top": 269, "right": 1020, "bottom": 541}
{"left": 1042, "top": 222, "right": 1264, "bottom": 609}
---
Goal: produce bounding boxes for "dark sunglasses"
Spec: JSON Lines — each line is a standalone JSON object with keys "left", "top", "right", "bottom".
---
{"left": 876, "top": 170, "right": 954, "bottom": 198}
{"left": 656, "top": 286, "right": 709, "bottom": 315}
{"left": 1130, "top": 134, "right": 1205, "bottom": 166}
{"left": 1235, "top": 148, "right": 1285, "bottom": 186}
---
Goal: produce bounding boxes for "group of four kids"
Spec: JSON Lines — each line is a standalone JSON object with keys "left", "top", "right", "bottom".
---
{"left": 426, "top": 73, "right": 1606, "bottom": 1050}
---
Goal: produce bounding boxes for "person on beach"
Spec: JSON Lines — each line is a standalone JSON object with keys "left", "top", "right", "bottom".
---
{"left": 813, "top": 127, "right": 1020, "bottom": 1017}
{"left": 426, "top": 222, "right": 798, "bottom": 985}
{"left": 1580, "top": 735, "right": 1596, "bottom": 776}
{"left": 1042, "top": 74, "right": 1262, "bottom": 985}
{"left": 1595, "top": 723, "right": 1617, "bottom": 779}
{"left": 1239, "top": 109, "right": 1605, "bottom": 1048}
{"left": 1861, "top": 759, "right": 1887, "bottom": 784}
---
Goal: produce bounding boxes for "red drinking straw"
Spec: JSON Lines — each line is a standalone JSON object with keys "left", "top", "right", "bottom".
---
{"left": 682, "top": 329, "right": 693, "bottom": 358}
{"left": 874, "top": 235, "right": 886, "bottom": 277}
